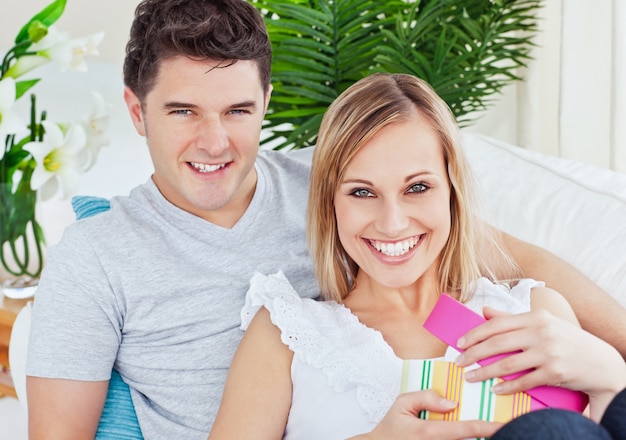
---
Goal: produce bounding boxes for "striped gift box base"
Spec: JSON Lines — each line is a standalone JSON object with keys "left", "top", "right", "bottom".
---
{"left": 400, "top": 359, "right": 538, "bottom": 423}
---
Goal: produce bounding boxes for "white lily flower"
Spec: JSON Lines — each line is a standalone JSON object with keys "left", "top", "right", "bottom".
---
{"left": 23, "top": 120, "right": 87, "bottom": 200}
{"left": 0, "top": 77, "right": 27, "bottom": 156}
{"left": 0, "top": 3, "right": 108, "bottom": 281}
{"left": 37, "top": 27, "right": 105, "bottom": 72}
{"left": 78, "top": 91, "right": 110, "bottom": 171}
{"left": 6, "top": 27, "right": 105, "bottom": 77}
{"left": 3, "top": 55, "right": 49, "bottom": 79}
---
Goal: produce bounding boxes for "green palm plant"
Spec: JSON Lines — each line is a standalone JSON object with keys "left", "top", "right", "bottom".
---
{"left": 252, "top": 0, "right": 542, "bottom": 150}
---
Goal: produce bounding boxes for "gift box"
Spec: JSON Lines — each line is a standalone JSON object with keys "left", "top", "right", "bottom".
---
{"left": 401, "top": 293, "right": 589, "bottom": 422}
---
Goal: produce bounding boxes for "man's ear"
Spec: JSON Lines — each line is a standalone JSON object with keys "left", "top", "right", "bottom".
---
{"left": 124, "top": 87, "right": 146, "bottom": 137}
{"left": 263, "top": 84, "right": 273, "bottom": 114}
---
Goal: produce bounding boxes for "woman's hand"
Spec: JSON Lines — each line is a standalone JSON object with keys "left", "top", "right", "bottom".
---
{"left": 455, "top": 307, "right": 626, "bottom": 421}
{"left": 349, "top": 390, "right": 502, "bottom": 440}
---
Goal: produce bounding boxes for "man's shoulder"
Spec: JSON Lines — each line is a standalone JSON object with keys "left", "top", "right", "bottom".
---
{"left": 256, "top": 149, "right": 311, "bottom": 203}
{"left": 257, "top": 148, "right": 312, "bottom": 174}
{"left": 64, "top": 185, "right": 156, "bottom": 238}
{"left": 58, "top": 201, "right": 128, "bottom": 250}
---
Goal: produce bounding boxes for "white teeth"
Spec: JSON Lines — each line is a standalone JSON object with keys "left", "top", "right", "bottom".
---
{"left": 190, "top": 162, "right": 226, "bottom": 173}
{"left": 370, "top": 236, "right": 420, "bottom": 257}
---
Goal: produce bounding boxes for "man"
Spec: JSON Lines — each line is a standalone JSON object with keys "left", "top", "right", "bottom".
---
{"left": 26, "top": 0, "right": 626, "bottom": 439}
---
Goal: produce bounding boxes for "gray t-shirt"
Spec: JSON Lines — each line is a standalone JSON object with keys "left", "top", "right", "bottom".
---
{"left": 26, "top": 150, "right": 319, "bottom": 439}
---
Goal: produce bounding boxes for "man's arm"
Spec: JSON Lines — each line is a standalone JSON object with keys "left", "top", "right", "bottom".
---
{"left": 501, "top": 231, "right": 626, "bottom": 359}
{"left": 27, "top": 377, "right": 108, "bottom": 440}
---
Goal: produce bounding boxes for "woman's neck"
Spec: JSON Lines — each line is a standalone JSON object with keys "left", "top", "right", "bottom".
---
{"left": 342, "top": 270, "right": 449, "bottom": 360}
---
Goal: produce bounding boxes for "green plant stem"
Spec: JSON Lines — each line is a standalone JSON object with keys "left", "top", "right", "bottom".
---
{"left": 0, "top": 217, "right": 44, "bottom": 278}
{"left": 30, "top": 94, "right": 37, "bottom": 140}
{"left": 1, "top": 41, "right": 34, "bottom": 77}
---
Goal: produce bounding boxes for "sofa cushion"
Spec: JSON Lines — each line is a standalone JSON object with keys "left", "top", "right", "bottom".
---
{"left": 462, "top": 133, "right": 626, "bottom": 308}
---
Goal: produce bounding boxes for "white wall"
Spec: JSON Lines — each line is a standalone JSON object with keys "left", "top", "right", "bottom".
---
{"left": 1, "top": 0, "right": 139, "bottom": 65}
{"left": 465, "top": 1, "right": 626, "bottom": 174}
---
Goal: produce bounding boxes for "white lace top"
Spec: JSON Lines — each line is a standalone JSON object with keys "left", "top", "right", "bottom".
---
{"left": 241, "top": 272, "right": 542, "bottom": 440}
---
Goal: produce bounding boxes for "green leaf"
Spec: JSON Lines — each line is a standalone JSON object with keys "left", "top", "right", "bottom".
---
{"left": 267, "top": 106, "right": 329, "bottom": 119}
{"left": 15, "top": 0, "right": 67, "bottom": 45}
{"left": 15, "top": 79, "right": 40, "bottom": 100}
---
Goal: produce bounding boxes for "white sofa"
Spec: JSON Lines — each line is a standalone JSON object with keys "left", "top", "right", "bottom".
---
{"left": 462, "top": 133, "right": 626, "bottom": 308}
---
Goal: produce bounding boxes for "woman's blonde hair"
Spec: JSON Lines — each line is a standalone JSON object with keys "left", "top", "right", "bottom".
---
{"left": 307, "top": 73, "right": 520, "bottom": 303}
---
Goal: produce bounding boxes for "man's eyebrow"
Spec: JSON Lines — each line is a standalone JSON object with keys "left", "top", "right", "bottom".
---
{"left": 163, "top": 101, "right": 198, "bottom": 109}
{"left": 162, "top": 100, "right": 258, "bottom": 110}
{"left": 230, "top": 100, "right": 257, "bottom": 109}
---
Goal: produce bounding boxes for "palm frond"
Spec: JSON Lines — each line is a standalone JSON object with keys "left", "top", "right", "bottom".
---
{"left": 253, "top": 0, "right": 542, "bottom": 149}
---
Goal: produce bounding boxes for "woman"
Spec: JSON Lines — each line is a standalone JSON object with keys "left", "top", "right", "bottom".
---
{"left": 209, "top": 73, "right": 626, "bottom": 439}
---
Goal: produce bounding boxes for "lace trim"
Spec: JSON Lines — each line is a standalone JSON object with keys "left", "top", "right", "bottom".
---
{"left": 242, "top": 271, "right": 400, "bottom": 423}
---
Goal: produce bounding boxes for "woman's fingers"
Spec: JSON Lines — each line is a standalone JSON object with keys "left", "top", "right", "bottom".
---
{"left": 370, "top": 390, "right": 502, "bottom": 440}
{"left": 456, "top": 307, "right": 626, "bottom": 399}
{"left": 456, "top": 308, "right": 583, "bottom": 389}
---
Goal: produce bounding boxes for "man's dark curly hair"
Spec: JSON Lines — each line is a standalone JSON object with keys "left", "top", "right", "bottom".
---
{"left": 123, "top": 0, "right": 271, "bottom": 102}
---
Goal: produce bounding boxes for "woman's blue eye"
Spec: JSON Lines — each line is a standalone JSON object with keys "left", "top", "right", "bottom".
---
{"left": 351, "top": 188, "right": 373, "bottom": 198}
{"left": 408, "top": 183, "right": 428, "bottom": 193}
